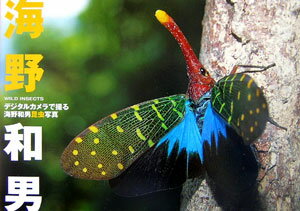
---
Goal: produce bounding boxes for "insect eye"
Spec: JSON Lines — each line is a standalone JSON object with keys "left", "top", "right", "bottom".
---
{"left": 200, "top": 68, "right": 209, "bottom": 77}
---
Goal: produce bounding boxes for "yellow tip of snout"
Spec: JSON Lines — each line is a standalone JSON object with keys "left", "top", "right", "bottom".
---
{"left": 155, "top": 10, "right": 170, "bottom": 24}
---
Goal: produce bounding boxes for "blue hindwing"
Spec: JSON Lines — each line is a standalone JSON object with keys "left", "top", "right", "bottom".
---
{"left": 156, "top": 100, "right": 228, "bottom": 163}
{"left": 201, "top": 102, "right": 228, "bottom": 147}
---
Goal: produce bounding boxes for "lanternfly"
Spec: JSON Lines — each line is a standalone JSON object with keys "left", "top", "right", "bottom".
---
{"left": 61, "top": 10, "right": 281, "bottom": 197}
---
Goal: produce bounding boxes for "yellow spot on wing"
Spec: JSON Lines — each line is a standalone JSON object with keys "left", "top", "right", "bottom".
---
{"left": 240, "top": 74, "right": 246, "bottom": 81}
{"left": 148, "top": 139, "right": 155, "bottom": 147}
{"left": 151, "top": 104, "right": 164, "bottom": 121}
{"left": 161, "top": 123, "right": 168, "bottom": 130}
{"left": 131, "top": 105, "right": 140, "bottom": 111}
{"left": 247, "top": 79, "right": 254, "bottom": 88}
{"left": 256, "top": 89, "right": 260, "bottom": 97}
{"left": 223, "top": 80, "right": 228, "bottom": 98}
{"left": 249, "top": 110, "right": 253, "bottom": 115}
{"left": 241, "top": 114, "right": 245, "bottom": 121}
{"left": 237, "top": 91, "right": 241, "bottom": 100}
{"left": 230, "top": 101, "right": 233, "bottom": 114}
{"left": 228, "top": 116, "right": 232, "bottom": 124}
{"left": 128, "top": 146, "right": 135, "bottom": 153}
{"left": 117, "top": 126, "right": 124, "bottom": 133}
{"left": 219, "top": 103, "right": 226, "bottom": 113}
{"left": 262, "top": 103, "right": 267, "bottom": 109}
{"left": 112, "top": 150, "right": 118, "bottom": 155}
{"left": 229, "top": 82, "right": 233, "bottom": 94}
{"left": 91, "top": 151, "right": 96, "bottom": 156}
{"left": 83, "top": 168, "right": 87, "bottom": 173}
{"left": 98, "top": 164, "right": 103, "bottom": 168}
{"left": 74, "top": 161, "right": 79, "bottom": 166}
{"left": 134, "top": 111, "right": 143, "bottom": 121}
{"left": 110, "top": 113, "right": 118, "bottom": 120}
{"left": 117, "top": 163, "right": 124, "bottom": 170}
{"left": 72, "top": 150, "right": 78, "bottom": 156}
{"left": 89, "top": 126, "right": 99, "bottom": 133}
{"left": 250, "top": 126, "right": 254, "bottom": 133}
{"left": 248, "top": 94, "right": 252, "bottom": 101}
{"left": 94, "top": 138, "right": 99, "bottom": 144}
{"left": 231, "top": 74, "right": 238, "bottom": 81}
{"left": 213, "top": 92, "right": 221, "bottom": 105}
{"left": 136, "top": 128, "right": 146, "bottom": 141}
{"left": 224, "top": 75, "right": 231, "bottom": 82}
{"left": 256, "top": 108, "right": 260, "bottom": 114}
{"left": 171, "top": 100, "right": 177, "bottom": 106}
{"left": 255, "top": 121, "right": 258, "bottom": 126}
{"left": 101, "top": 171, "right": 106, "bottom": 175}
{"left": 173, "top": 108, "right": 183, "bottom": 118}
{"left": 75, "top": 137, "right": 83, "bottom": 143}
{"left": 153, "top": 99, "right": 159, "bottom": 104}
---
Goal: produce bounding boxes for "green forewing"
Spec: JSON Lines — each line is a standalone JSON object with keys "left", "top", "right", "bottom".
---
{"left": 61, "top": 94, "right": 186, "bottom": 180}
{"left": 211, "top": 73, "right": 269, "bottom": 144}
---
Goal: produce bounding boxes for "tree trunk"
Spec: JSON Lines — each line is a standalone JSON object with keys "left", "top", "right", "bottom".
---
{"left": 181, "top": 0, "right": 300, "bottom": 210}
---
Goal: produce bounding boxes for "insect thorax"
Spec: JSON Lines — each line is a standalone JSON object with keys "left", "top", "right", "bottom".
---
{"left": 191, "top": 91, "right": 211, "bottom": 134}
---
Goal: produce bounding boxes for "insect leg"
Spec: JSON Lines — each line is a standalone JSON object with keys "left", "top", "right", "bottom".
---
{"left": 230, "top": 63, "right": 276, "bottom": 74}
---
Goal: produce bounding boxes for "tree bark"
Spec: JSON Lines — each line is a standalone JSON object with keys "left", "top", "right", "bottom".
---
{"left": 181, "top": 0, "right": 300, "bottom": 210}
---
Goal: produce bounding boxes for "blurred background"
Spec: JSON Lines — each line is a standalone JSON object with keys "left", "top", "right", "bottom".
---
{"left": 1, "top": 0, "right": 205, "bottom": 210}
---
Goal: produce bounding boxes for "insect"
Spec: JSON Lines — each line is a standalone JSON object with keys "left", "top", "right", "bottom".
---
{"left": 61, "top": 10, "right": 274, "bottom": 197}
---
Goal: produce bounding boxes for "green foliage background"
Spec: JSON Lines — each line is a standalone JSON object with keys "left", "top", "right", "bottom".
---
{"left": 1, "top": 0, "right": 205, "bottom": 210}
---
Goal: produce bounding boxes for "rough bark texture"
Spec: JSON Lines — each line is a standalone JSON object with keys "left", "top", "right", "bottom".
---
{"left": 181, "top": 0, "right": 300, "bottom": 210}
